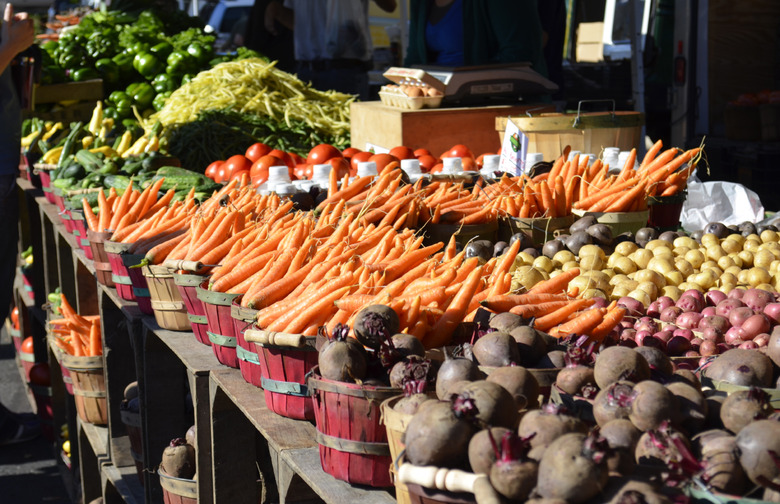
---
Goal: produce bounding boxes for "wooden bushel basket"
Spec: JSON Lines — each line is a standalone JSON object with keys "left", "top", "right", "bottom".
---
{"left": 397, "top": 460, "right": 501, "bottom": 504}
{"left": 381, "top": 396, "right": 416, "bottom": 504}
{"left": 121, "top": 407, "right": 144, "bottom": 485}
{"left": 231, "top": 297, "right": 261, "bottom": 387}
{"left": 61, "top": 354, "right": 107, "bottom": 425}
{"left": 104, "top": 241, "right": 136, "bottom": 302}
{"left": 196, "top": 281, "right": 240, "bottom": 368}
{"left": 87, "top": 229, "right": 115, "bottom": 287}
{"left": 158, "top": 467, "right": 197, "bottom": 504}
{"left": 123, "top": 254, "right": 153, "bottom": 315}
{"left": 308, "top": 367, "right": 398, "bottom": 487}
{"left": 143, "top": 265, "right": 190, "bottom": 331}
{"left": 173, "top": 272, "right": 210, "bottom": 345}
{"left": 244, "top": 327, "right": 317, "bottom": 421}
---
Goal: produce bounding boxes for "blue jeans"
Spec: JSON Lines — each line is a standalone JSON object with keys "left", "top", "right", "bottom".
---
{"left": 0, "top": 175, "right": 19, "bottom": 323}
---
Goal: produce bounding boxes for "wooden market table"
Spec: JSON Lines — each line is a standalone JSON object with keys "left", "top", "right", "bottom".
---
{"left": 13, "top": 177, "right": 398, "bottom": 504}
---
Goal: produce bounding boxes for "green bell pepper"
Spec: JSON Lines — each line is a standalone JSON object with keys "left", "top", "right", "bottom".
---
{"left": 186, "top": 42, "right": 212, "bottom": 66}
{"left": 71, "top": 67, "right": 100, "bottom": 82}
{"left": 153, "top": 91, "right": 172, "bottom": 111}
{"left": 131, "top": 82, "right": 155, "bottom": 110}
{"left": 150, "top": 42, "right": 173, "bottom": 60}
{"left": 112, "top": 52, "right": 135, "bottom": 79}
{"left": 165, "top": 50, "right": 195, "bottom": 77}
{"left": 133, "top": 52, "right": 164, "bottom": 79}
{"left": 109, "top": 90, "right": 132, "bottom": 118}
{"left": 95, "top": 58, "right": 120, "bottom": 85}
{"left": 152, "top": 73, "right": 178, "bottom": 94}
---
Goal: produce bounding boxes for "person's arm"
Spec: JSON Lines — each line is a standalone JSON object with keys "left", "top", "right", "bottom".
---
{"left": 373, "top": 0, "right": 397, "bottom": 13}
{"left": 0, "top": 4, "right": 35, "bottom": 74}
{"left": 264, "top": 0, "right": 293, "bottom": 35}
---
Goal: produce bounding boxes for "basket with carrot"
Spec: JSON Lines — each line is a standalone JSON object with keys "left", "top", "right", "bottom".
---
{"left": 49, "top": 293, "right": 107, "bottom": 425}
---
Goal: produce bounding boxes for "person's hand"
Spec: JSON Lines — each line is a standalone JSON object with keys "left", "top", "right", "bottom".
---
{"left": 264, "top": 1, "right": 281, "bottom": 36}
{"left": 1, "top": 4, "right": 35, "bottom": 56}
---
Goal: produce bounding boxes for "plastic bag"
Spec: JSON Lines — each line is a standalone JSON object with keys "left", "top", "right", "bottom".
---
{"left": 680, "top": 173, "right": 764, "bottom": 232}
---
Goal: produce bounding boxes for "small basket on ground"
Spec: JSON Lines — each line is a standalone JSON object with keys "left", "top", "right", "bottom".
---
{"left": 120, "top": 404, "right": 144, "bottom": 484}
{"left": 308, "top": 367, "right": 399, "bottom": 487}
{"left": 173, "top": 271, "right": 210, "bottom": 345}
{"left": 380, "top": 396, "right": 416, "bottom": 504}
{"left": 61, "top": 354, "right": 107, "bottom": 425}
{"left": 87, "top": 229, "right": 115, "bottom": 287}
{"left": 231, "top": 297, "right": 261, "bottom": 386}
{"left": 143, "top": 264, "right": 190, "bottom": 331}
{"left": 244, "top": 327, "right": 317, "bottom": 421}
{"left": 158, "top": 467, "right": 197, "bottom": 504}
{"left": 197, "top": 281, "right": 240, "bottom": 368}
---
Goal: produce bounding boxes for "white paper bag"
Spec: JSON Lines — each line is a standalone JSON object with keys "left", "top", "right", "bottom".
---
{"left": 680, "top": 174, "right": 764, "bottom": 232}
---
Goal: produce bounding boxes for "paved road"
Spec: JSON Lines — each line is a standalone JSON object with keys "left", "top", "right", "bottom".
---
{"left": 0, "top": 324, "right": 72, "bottom": 504}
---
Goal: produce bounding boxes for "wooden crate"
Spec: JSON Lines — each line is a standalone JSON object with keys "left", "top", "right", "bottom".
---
{"left": 34, "top": 79, "right": 103, "bottom": 104}
{"left": 350, "top": 101, "right": 552, "bottom": 157}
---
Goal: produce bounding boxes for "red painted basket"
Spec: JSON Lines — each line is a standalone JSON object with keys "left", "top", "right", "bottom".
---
{"left": 68, "top": 207, "right": 93, "bottom": 259}
{"left": 104, "top": 241, "right": 136, "bottom": 302}
{"left": 34, "top": 164, "right": 56, "bottom": 204}
{"left": 87, "top": 229, "right": 115, "bottom": 287}
{"left": 123, "top": 254, "right": 153, "bottom": 315}
{"left": 308, "top": 367, "right": 398, "bottom": 487}
{"left": 158, "top": 467, "right": 197, "bottom": 504}
{"left": 196, "top": 281, "right": 240, "bottom": 368}
{"left": 244, "top": 327, "right": 317, "bottom": 421}
{"left": 230, "top": 297, "right": 261, "bottom": 386}
{"left": 173, "top": 272, "right": 210, "bottom": 345}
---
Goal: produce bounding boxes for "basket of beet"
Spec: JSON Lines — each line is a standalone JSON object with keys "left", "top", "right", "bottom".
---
{"left": 158, "top": 429, "right": 197, "bottom": 504}
{"left": 243, "top": 326, "right": 318, "bottom": 420}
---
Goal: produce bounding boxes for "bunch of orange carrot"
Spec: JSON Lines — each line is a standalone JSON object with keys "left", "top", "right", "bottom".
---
{"left": 50, "top": 293, "right": 102, "bottom": 357}
{"left": 421, "top": 179, "right": 499, "bottom": 225}
{"left": 480, "top": 267, "right": 626, "bottom": 343}
{"left": 479, "top": 171, "right": 575, "bottom": 219}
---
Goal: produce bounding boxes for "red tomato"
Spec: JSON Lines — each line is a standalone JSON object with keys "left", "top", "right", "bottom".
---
{"left": 11, "top": 307, "right": 18, "bottom": 329}
{"left": 250, "top": 155, "right": 283, "bottom": 185}
{"left": 230, "top": 170, "right": 251, "bottom": 184}
{"left": 441, "top": 144, "right": 474, "bottom": 159}
{"left": 461, "top": 157, "right": 477, "bottom": 171}
{"left": 414, "top": 148, "right": 432, "bottom": 158}
{"left": 268, "top": 149, "right": 294, "bottom": 168}
{"left": 223, "top": 155, "right": 253, "bottom": 181}
{"left": 417, "top": 154, "right": 437, "bottom": 172}
{"left": 368, "top": 153, "right": 399, "bottom": 172}
{"left": 205, "top": 161, "right": 223, "bottom": 182}
{"left": 389, "top": 146, "right": 416, "bottom": 160}
{"left": 29, "top": 363, "right": 50, "bottom": 386}
{"left": 341, "top": 147, "right": 361, "bottom": 160}
{"left": 245, "top": 143, "right": 272, "bottom": 162}
{"left": 289, "top": 152, "right": 306, "bottom": 166}
{"left": 349, "top": 151, "right": 373, "bottom": 174}
{"left": 21, "top": 336, "right": 33, "bottom": 354}
{"left": 475, "top": 154, "right": 487, "bottom": 168}
{"left": 307, "top": 144, "right": 342, "bottom": 165}
{"left": 294, "top": 163, "right": 313, "bottom": 180}
{"left": 326, "top": 157, "right": 351, "bottom": 180}
{"left": 429, "top": 162, "right": 444, "bottom": 174}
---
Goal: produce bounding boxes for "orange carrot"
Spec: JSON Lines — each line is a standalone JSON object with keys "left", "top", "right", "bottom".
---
{"left": 425, "top": 266, "right": 483, "bottom": 349}
{"left": 553, "top": 307, "right": 605, "bottom": 338}
{"left": 527, "top": 268, "right": 581, "bottom": 295}
{"left": 88, "top": 321, "right": 102, "bottom": 356}
{"left": 587, "top": 306, "right": 626, "bottom": 342}
{"left": 603, "top": 180, "right": 647, "bottom": 213}
{"left": 532, "top": 298, "right": 596, "bottom": 331}
{"left": 507, "top": 300, "right": 573, "bottom": 318}
{"left": 82, "top": 197, "right": 99, "bottom": 231}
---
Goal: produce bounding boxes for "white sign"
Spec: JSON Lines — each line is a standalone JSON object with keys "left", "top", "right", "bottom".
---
{"left": 498, "top": 117, "right": 527, "bottom": 175}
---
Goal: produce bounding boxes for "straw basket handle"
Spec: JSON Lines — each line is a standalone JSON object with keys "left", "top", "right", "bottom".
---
{"left": 162, "top": 259, "right": 203, "bottom": 272}
{"left": 244, "top": 328, "right": 306, "bottom": 347}
{"left": 397, "top": 463, "right": 501, "bottom": 504}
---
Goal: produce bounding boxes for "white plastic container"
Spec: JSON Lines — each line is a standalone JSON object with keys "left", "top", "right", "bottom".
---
{"left": 400, "top": 158, "right": 421, "bottom": 175}
{"left": 442, "top": 157, "right": 462, "bottom": 174}
{"left": 356, "top": 161, "right": 378, "bottom": 177}
{"left": 567, "top": 150, "right": 582, "bottom": 161}
{"left": 274, "top": 182, "right": 298, "bottom": 198}
{"left": 311, "top": 164, "right": 332, "bottom": 189}
{"left": 256, "top": 165, "right": 292, "bottom": 194}
{"left": 524, "top": 152, "right": 544, "bottom": 173}
{"left": 602, "top": 147, "right": 620, "bottom": 172}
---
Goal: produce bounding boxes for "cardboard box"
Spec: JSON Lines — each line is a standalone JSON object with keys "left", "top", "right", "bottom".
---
{"left": 576, "top": 22, "right": 604, "bottom": 63}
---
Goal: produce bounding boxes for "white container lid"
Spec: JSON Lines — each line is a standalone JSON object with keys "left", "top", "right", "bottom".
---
{"left": 400, "top": 158, "right": 421, "bottom": 174}
{"left": 312, "top": 164, "right": 332, "bottom": 181}
{"left": 356, "top": 161, "right": 378, "bottom": 177}
{"left": 442, "top": 157, "right": 462, "bottom": 174}
{"left": 525, "top": 152, "right": 544, "bottom": 167}
{"left": 586, "top": 154, "right": 596, "bottom": 166}
{"left": 482, "top": 154, "right": 500, "bottom": 171}
{"left": 567, "top": 150, "right": 582, "bottom": 161}
{"left": 274, "top": 182, "right": 297, "bottom": 196}
{"left": 268, "top": 165, "right": 291, "bottom": 182}
{"left": 604, "top": 147, "right": 620, "bottom": 155}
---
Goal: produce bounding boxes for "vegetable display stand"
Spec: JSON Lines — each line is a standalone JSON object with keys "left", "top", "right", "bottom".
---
{"left": 120, "top": 407, "right": 144, "bottom": 484}
{"left": 47, "top": 320, "right": 74, "bottom": 394}
{"left": 421, "top": 220, "right": 498, "bottom": 248}
{"left": 87, "top": 229, "right": 115, "bottom": 287}
{"left": 308, "top": 367, "right": 397, "bottom": 487}
{"left": 123, "top": 254, "right": 153, "bottom": 315}
{"left": 61, "top": 354, "right": 107, "bottom": 425}
{"left": 142, "top": 264, "right": 190, "bottom": 331}
{"left": 104, "top": 241, "right": 137, "bottom": 302}
{"left": 9, "top": 324, "right": 21, "bottom": 352}
{"left": 648, "top": 191, "right": 687, "bottom": 231}
{"left": 51, "top": 186, "right": 67, "bottom": 218}
{"left": 572, "top": 208, "right": 649, "bottom": 236}
{"left": 30, "top": 384, "right": 54, "bottom": 441}
{"left": 230, "top": 298, "right": 261, "bottom": 386}
{"left": 196, "top": 281, "right": 240, "bottom": 368}
{"left": 498, "top": 214, "right": 575, "bottom": 244}
{"left": 34, "top": 163, "right": 57, "bottom": 204}
{"left": 244, "top": 327, "right": 317, "bottom": 420}
{"left": 158, "top": 467, "right": 197, "bottom": 504}
{"left": 172, "top": 272, "right": 210, "bottom": 345}
{"left": 19, "top": 350, "right": 34, "bottom": 380}
{"left": 380, "top": 396, "right": 415, "bottom": 504}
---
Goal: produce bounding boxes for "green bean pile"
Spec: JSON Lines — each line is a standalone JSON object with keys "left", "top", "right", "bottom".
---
{"left": 147, "top": 58, "right": 354, "bottom": 143}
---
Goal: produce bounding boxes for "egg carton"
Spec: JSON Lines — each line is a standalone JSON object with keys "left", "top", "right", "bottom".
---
{"left": 379, "top": 86, "right": 443, "bottom": 110}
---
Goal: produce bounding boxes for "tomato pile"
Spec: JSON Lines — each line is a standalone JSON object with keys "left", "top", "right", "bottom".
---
{"left": 203, "top": 142, "right": 497, "bottom": 187}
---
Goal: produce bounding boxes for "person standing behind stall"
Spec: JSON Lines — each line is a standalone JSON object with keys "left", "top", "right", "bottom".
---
{"left": 264, "top": 0, "right": 397, "bottom": 100}
{"left": 0, "top": 3, "right": 42, "bottom": 446}
{"left": 404, "top": 0, "right": 548, "bottom": 78}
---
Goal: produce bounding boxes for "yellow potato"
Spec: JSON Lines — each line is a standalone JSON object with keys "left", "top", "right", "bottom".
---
{"left": 533, "top": 256, "right": 555, "bottom": 273}
{"left": 612, "top": 256, "right": 638, "bottom": 275}
{"left": 652, "top": 246, "right": 674, "bottom": 259}
{"left": 615, "top": 241, "right": 638, "bottom": 256}
{"left": 631, "top": 249, "right": 654, "bottom": 269}
{"left": 552, "top": 250, "right": 576, "bottom": 267}
{"left": 685, "top": 249, "right": 705, "bottom": 269}
{"left": 673, "top": 246, "right": 691, "bottom": 257}
{"left": 664, "top": 270, "right": 684, "bottom": 287}
{"left": 700, "top": 233, "right": 720, "bottom": 248}
{"left": 760, "top": 229, "right": 779, "bottom": 243}
{"left": 726, "top": 233, "right": 745, "bottom": 246}
{"left": 747, "top": 267, "right": 771, "bottom": 287}
{"left": 645, "top": 239, "right": 671, "bottom": 251}
{"left": 513, "top": 266, "right": 548, "bottom": 291}
{"left": 673, "top": 236, "right": 698, "bottom": 249}
{"left": 705, "top": 245, "right": 726, "bottom": 261}
{"left": 754, "top": 249, "right": 775, "bottom": 269}
{"left": 743, "top": 239, "right": 761, "bottom": 253}
{"left": 611, "top": 284, "right": 633, "bottom": 300}
{"left": 693, "top": 270, "right": 718, "bottom": 289}
{"left": 674, "top": 259, "right": 694, "bottom": 278}
{"left": 737, "top": 269, "right": 750, "bottom": 285}
{"left": 757, "top": 283, "right": 776, "bottom": 293}
{"left": 647, "top": 257, "right": 674, "bottom": 275}
{"left": 579, "top": 254, "right": 604, "bottom": 271}
{"left": 717, "top": 255, "right": 736, "bottom": 270}
{"left": 626, "top": 289, "right": 652, "bottom": 307}
{"left": 562, "top": 260, "right": 580, "bottom": 271}
{"left": 719, "top": 272, "right": 738, "bottom": 286}
{"left": 720, "top": 239, "right": 742, "bottom": 254}
{"left": 601, "top": 268, "right": 616, "bottom": 279}
{"left": 661, "top": 285, "right": 682, "bottom": 301}
{"left": 738, "top": 250, "right": 754, "bottom": 267}
{"left": 578, "top": 244, "right": 606, "bottom": 260}
{"left": 636, "top": 281, "right": 659, "bottom": 300}
{"left": 724, "top": 265, "right": 742, "bottom": 277}
{"left": 609, "top": 274, "right": 631, "bottom": 286}
{"left": 515, "top": 252, "right": 535, "bottom": 266}
{"left": 634, "top": 269, "right": 666, "bottom": 289}
{"left": 580, "top": 288, "right": 608, "bottom": 300}
{"left": 678, "top": 281, "right": 703, "bottom": 293}
{"left": 727, "top": 253, "right": 743, "bottom": 268}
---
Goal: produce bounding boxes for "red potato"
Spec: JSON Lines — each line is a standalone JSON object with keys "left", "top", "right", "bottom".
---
{"left": 763, "top": 303, "right": 780, "bottom": 324}
{"left": 716, "top": 298, "right": 746, "bottom": 318}
{"left": 729, "top": 307, "right": 756, "bottom": 329}
{"left": 741, "top": 313, "right": 771, "bottom": 340}
{"left": 676, "top": 311, "right": 703, "bottom": 330}
{"left": 660, "top": 306, "right": 683, "bottom": 324}
{"left": 677, "top": 294, "right": 703, "bottom": 313}
{"left": 742, "top": 288, "right": 775, "bottom": 312}
{"left": 699, "top": 315, "right": 730, "bottom": 333}
{"left": 705, "top": 290, "right": 728, "bottom": 307}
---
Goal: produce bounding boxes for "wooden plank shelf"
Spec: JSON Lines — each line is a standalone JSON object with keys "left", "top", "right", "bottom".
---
{"left": 103, "top": 463, "right": 145, "bottom": 504}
